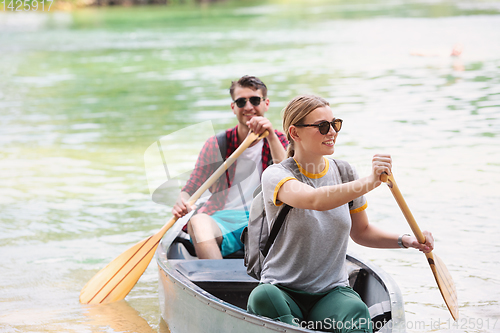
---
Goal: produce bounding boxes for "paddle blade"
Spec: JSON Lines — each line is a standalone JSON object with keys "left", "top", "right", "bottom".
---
{"left": 80, "top": 233, "right": 162, "bottom": 304}
{"left": 426, "top": 252, "right": 459, "bottom": 320}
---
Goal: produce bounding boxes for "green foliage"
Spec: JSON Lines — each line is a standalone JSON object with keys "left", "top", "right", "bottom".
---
{"left": 63, "top": 0, "right": 500, "bottom": 26}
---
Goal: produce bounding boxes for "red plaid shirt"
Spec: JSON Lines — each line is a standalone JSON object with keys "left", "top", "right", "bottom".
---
{"left": 182, "top": 126, "right": 288, "bottom": 215}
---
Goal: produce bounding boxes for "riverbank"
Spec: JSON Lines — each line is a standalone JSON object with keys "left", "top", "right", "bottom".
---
{"left": 53, "top": 0, "right": 222, "bottom": 11}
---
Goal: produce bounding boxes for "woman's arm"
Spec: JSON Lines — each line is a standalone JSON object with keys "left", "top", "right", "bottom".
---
{"left": 350, "top": 210, "right": 434, "bottom": 253}
{"left": 276, "top": 154, "right": 391, "bottom": 211}
{"left": 277, "top": 176, "right": 376, "bottom": 210}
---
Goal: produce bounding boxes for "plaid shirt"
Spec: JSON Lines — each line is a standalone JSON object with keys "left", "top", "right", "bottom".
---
{"left": 182, "top": 126, "right": 288, "bottom": 215}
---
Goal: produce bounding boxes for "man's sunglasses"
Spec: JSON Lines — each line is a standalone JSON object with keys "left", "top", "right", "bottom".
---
{"left": 295, "top": 119, "right": 343, "bottom": 135}
{"left": 234, "top": 96, "right": 264, "bottom": 108}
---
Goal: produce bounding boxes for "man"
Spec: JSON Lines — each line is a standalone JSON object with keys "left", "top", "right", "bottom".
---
{"left": 172, "top": 75, "right": 288, "bottom": 259}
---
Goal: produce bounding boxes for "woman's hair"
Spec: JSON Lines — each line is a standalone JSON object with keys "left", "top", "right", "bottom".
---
{"left": 282, "top": 95, "right": 330, "bottom": 158}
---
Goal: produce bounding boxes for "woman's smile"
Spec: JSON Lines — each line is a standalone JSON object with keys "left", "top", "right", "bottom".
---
{"left": 322, "top": 138, "right": 335, "bottom": 147}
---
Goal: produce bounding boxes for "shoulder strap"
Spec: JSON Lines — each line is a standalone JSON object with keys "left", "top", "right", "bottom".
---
{"left": 260, "top": 159, "right": 296, "bottom": 257}
{"left": 216, "top": 131, "right": 227, "bottom": 162}
{"left": 332, "top": 159, "right": 355, "bottom": 182}
{"left": 262, "top": 204, "right": 291, "bottom": 257}
{"left": 332, "top": 159, "right": 355, "bottom": 209}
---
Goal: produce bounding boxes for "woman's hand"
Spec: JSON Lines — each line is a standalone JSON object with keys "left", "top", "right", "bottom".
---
{"left": 370, "top": 154, "right": 392, "bottom": 187}
{"left": 402, "top": 230, "right": 435, "bottom": 253}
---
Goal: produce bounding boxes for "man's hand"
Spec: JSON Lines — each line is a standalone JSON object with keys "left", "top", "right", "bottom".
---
{"left": 247, "top": 116, "right": 275, "bottom": 138}
{"left": 172, "top": 192, "right": 195, "bottom": 218}
{"left": 247, "top": 116, "right": 287, "bottom": 163}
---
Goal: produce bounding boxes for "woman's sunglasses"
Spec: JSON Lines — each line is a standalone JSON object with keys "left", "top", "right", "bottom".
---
{"left": 295, "top": 119, "right": 343, "bottom": 135}
{"left": 233, "top": 96, "right": 263, "bottom": 108}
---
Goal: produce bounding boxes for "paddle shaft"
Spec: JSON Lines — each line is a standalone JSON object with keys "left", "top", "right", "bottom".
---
{"left": 80, "top": 130, "right": 269, "bottom": 304}
{"left": 146, "top": 130, "right": 271, "bottom": 264}
{"left": 187, "top": 131, "right": 268, "bottom": 206}
{"left": 381, "top": 172, "right": 459, "bottom": 320}
{"left": 158, "top": 131, "right": 269, "bottom": 235}
{"left": 380, "top": 173, "right": 426, "bottom": 244}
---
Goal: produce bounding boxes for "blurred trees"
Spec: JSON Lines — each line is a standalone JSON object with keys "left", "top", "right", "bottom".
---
{"left": 86, "top": 0, "right": 221, "bottom": 5}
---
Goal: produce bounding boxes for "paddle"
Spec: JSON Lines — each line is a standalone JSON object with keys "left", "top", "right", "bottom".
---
{"left": 80, "top": 130, "right": 269, "bottom": 305}
{"left": 381, "top": 173, "right": 459, "bottom": 321}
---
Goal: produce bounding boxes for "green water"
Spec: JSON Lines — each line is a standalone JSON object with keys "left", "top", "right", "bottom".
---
{"left": 1, "top": 1, "right": 500, "bottom": 332}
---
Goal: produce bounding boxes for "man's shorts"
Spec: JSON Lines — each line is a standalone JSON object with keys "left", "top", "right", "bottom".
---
{"left": 210, "top": 210, "right": 249, "bottom": 257}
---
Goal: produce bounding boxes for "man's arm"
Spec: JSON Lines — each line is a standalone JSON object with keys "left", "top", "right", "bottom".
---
{"left": 267, "top": 130, "right": 287, "bottom": 163}
{"left": 171, "top": 136, "right": 217, "bottom": 218}
{"left": 247, "top": 117, "right": 287, "bottom": 163}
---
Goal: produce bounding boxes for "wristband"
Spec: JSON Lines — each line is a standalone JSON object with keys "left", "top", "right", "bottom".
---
{"left": 398, "top": 234, "right": 411, "bottom": 249}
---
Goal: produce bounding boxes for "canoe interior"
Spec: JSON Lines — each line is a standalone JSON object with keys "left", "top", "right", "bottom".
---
{"left": 158, "top": 233, "right": 405, "bottom": 332}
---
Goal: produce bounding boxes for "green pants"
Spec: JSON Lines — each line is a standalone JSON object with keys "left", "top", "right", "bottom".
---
{"left": 247, "top": 284, "right": 371, "bottom": 333}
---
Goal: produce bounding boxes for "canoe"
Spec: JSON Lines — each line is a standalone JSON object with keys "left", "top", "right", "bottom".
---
{"left": 156, "top": 222, "right": 406, "bottom": 333}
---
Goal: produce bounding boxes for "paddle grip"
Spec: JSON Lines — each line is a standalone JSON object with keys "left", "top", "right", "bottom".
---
{"left": 381, "top": 173, "right": 426, "bottom": 244}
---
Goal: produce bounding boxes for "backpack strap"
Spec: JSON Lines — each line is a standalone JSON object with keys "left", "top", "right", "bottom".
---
{"left": 213, "top": 130, "right": 231, "bottom": 188}
{"left": 216, "top": 130, "right": 227, "bottom": 162}
{"left": 262, "top": 204, "right": 292, "bottom": 257}
{"left": 259, "top": 159, "right": 296, "bottom": 257}
{"left": 332, "top": 159, "right": 355, "bottom": 209}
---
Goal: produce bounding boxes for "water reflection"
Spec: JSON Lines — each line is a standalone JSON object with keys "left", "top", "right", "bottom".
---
{"left": 84, "top": 301, "right": 156, "bottom": 332}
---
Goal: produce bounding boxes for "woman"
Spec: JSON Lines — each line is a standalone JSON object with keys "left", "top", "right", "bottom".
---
{"left": 247, "top": 95, "right": 434, "bottom": 333}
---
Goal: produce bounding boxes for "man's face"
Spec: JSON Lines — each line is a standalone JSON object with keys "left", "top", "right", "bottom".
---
{"left": 231, "top": 86, "right": 269, "bottom": 127}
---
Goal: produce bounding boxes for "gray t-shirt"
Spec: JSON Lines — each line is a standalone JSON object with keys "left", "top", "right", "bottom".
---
{"left": 260, "top": 157, "right": 367, "bottom": 293}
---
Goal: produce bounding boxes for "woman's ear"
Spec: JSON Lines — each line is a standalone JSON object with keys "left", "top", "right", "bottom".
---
{"left": 289, "top": 125, "right": 300, "bottom": 142}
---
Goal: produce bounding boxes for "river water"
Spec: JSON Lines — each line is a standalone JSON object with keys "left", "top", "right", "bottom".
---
{"left": 1, "top": 1, "right": 499, "bottom": 332}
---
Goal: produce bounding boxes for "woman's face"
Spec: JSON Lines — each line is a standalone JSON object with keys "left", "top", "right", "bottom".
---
{"left": 295, "top": 105, "right": 338, "bottom": 156}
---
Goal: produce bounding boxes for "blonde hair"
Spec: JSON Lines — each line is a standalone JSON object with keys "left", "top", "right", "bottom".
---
{"left": 282, "top": 95, "right": 330, "bottom": 158}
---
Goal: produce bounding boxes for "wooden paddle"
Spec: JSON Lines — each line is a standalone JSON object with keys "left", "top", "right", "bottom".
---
{"left": 80, "top": 130, "right": 269, "bottom": 305}
{"left": 381, "top": 173, "right": 459, "bottom": 321}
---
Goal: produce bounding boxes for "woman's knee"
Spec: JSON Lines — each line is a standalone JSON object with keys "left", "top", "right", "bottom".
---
{"left": 337, "top": 298, "right": 370, "bottom": 332}
{"left": 247, "top": 284, "right": 282, "bottom": 315}
{"left": 309, "top": 288, "right": 371, "bottom": 332}
{"left": 343, "top": 293, "right": 370, "bottom": 319}
{"left": 247, "top": 284, "right": 300, "bottom": 326}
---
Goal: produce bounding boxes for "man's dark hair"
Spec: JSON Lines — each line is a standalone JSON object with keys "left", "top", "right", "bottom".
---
{"left": 229, "top": 75, "right": 268, "bottom": 100}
